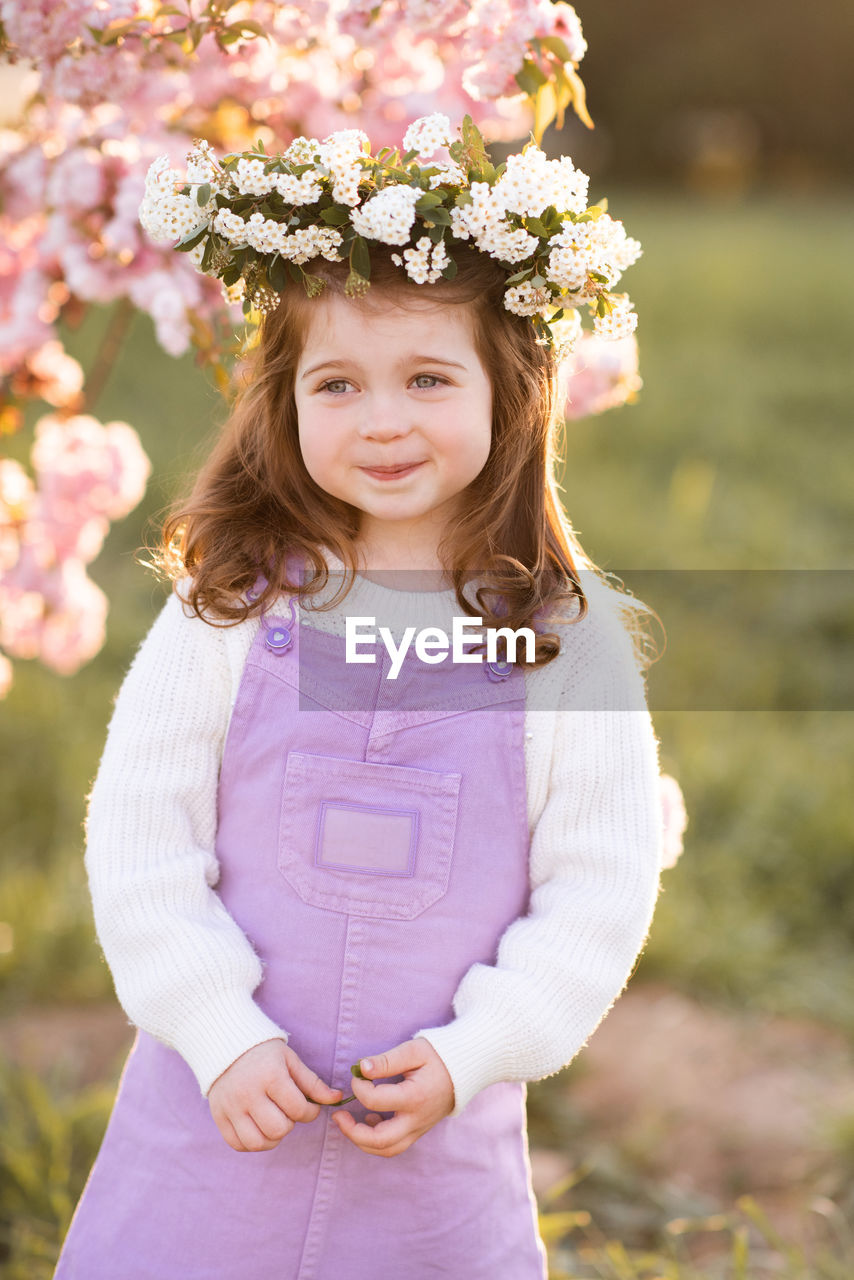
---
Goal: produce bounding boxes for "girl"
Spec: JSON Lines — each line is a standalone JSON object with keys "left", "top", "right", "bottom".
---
{"left": 55, "top": 120, "right": 664, "bottom": 1279}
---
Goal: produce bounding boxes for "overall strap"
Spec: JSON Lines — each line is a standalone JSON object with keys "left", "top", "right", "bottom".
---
{"left": 245, "top": 564, "right": 300, "bottom": 656}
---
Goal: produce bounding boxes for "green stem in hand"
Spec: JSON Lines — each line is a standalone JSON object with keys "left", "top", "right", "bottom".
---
{"left": 311, "top": 1062, "right": 365, "bottom": 1107}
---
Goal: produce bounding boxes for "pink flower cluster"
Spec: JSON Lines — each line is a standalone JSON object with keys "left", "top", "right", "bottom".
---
{"left": 6, "top": 339, "right": 84, "bottom": 408}
{"left": 0, "top": 0, "right": 625, "bottom": 696}
{"left": 563, "top": 333, "right": 643, "bottom": 420}
{"left": 0, "top": 414, "right": 150, "bottom": 690}
{"left": 0, "top": 5, "right": 544, "bottom": 374}
{"left": 331, "top": 0, "right": 585, "bottom": 104}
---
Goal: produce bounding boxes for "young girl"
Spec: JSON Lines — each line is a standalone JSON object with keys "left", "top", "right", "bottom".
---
{"left": 55, "top": 119, "right": 664, "bottom": 1279}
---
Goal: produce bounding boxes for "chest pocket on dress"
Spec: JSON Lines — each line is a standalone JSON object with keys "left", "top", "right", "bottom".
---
{"left": 278, "top": 751, "right": 461, "bottom": 920}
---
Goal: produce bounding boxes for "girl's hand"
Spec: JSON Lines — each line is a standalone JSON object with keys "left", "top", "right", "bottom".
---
{"left": 208, "top": 1039, "right": 342, "bottom": 1152}
{"left": 332, "top": 1037, "right": 455, "bottom": 1158}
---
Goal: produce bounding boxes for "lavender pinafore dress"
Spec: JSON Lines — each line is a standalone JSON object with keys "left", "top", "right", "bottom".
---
{"left": 55, "top": 573, "right": 548, "bottom": 1279}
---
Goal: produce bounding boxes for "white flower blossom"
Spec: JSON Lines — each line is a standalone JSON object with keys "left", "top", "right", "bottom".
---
{"left": 213, "top": 208, "right": 248, "bottom": 244}
{"left": 430, "top": 239, "right": 450, "bottom": 274}
{"left": 142, "top": 120, "right": 643, "bottom": 357}
{"left": 480, "top": 223, "right": 540, "bottom": 264}
{"left": 185, "top": 140, "right": 222, "bottom": 189}
{"left": 283, "top": 136, "right": 322, "bottom": 165}
{"left": 286, "top": 225, "right": 343, "bottom": 262}
{"left": 139, "top": 156, "right": 211, "bottom": 244}
{"left": 234, "top": 157, "right": 276, "bottom": 197}
{"left": 550, "top": 308, "right": 583, "bottom": 358}
{"left": 546, "top": 215, "right": 642, "bottom": 295}
{"left": 244, "top": 212, "right": 289, "bottom": 254}
{"left": 492, "top": 147, "right": 589, "bottom": 219}
{"left": 318, "top": 128, "right": 370, "bottom": 207}
{"left": 274, "top": 170, "right": 324, "bottom": 205}
{"left": 593, "top": 293, "right": 638, "bottom": 341}
{"left": 143, "top": 155, "right": 179, "bottom": 197}
{"left": 222, "top": 278, "right": 246, "bottom": 306}
{"left": 279, "top": 226, "right": 344, "bottom": 264}
{"left": 139, "top": 188, "right": 206, "bottom": 245}
{"left": 350, "top": 185, "right": 420, "bottom": 245}
{"left": 425, "top": 160, "right": 467, "bottom": 190}
{"left": 403, "top": 113, "right": 453, "bottom": 158}
{"left": 399, "top": 236, "right": 450, "bottom": 283}
{"left": 449, "top": 207, "right": 472, "bottom": 240}
{"left": 503, "top": 280, "right": 554, "bottom": 318}
{"left": 451, "top": 181, "right": 504, "bottom": 243}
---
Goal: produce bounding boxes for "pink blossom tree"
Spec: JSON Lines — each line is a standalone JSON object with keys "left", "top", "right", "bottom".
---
{"left": 0, "top": 1, "right": 636, "bottom": 694}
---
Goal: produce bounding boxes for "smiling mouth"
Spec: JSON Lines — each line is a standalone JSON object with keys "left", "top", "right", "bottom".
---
{"left": 359, "top": 461, "right": 425, "bottom": 478}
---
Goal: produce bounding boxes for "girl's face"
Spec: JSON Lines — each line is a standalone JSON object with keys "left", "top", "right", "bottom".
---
{"left": 294, "top": 291, "right": 492, "bottom": 566}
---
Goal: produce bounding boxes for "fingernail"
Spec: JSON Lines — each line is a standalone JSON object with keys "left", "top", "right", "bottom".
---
{"left": 361, "top": 1059, "right": 373, "bottom": 1072}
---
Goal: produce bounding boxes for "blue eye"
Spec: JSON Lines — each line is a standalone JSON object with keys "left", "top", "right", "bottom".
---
{"left": 317, "top": 374, "right": 447, "bottom": 394}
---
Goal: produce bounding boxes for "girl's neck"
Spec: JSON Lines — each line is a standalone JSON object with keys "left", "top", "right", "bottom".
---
{"left": 352, "top": 524, "right": 450, "bottom": 580}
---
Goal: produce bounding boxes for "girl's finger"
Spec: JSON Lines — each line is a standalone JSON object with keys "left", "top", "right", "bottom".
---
{"left": 350, "top": 1073, "right": 415, "bottom": 1112}
{"left": 333, "top": 1108, "right": 412, "bottom": 1154}
{"left": 219, "top": 1115, "right": 246, "bottom": 1153}
{"left": 231, "top": 1112, "right": 278, "bottom": 1153}
{"left": 286, "top": 1055, "right": 343, "bottom": 1107}
{"left": 267, "top": 1073, "right": 323, "bottom": 1124}
{"left": 251, "top": 1096, "right": 295, "bottom": 1143}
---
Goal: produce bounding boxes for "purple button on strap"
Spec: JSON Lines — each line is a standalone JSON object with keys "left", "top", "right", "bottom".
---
{"left": 265, "top": 626, "right": 293, "bottom": 653}
{"left": 485, "top": 659, "right": 513, "bottom": 682}
{"left": 262, "top": 594, "right": 298, "bottom": 655}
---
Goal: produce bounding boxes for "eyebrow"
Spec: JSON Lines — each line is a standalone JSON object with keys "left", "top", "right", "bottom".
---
{"left": 300, "top": 356, "right": 468, "bottom": 381}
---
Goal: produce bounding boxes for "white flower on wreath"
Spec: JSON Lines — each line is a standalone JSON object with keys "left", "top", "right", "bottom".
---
{"left": 350, "top": 185, "right": 421, "bottom": 245}
{"left": 143, "top": 155, "right": 179, "bottom": 197}
{"left": 550, "top": 308, "right": 583, "bottom": 359}
{"left": 451, "top": 181, "right": 504, "bottom": 243}
{"left": 234, "top": 157, "right": 276, "bottom": 197}
{"left": 593, "top": 293, "right": 638, "bottom": 341}
{"left": 274, "top": 170, "right": 324, "bottom": 205}
{"left": 185, "top": 140, "right": 222, "bottom": 190}
{"left": 403, "top": 113, "right": 453, "bottom": 158}
{"left": 280, "top": 226, "right": 344, "bottom": 264}
{"left": 493, "top": 148, "right": 589, "bottom": 219}
{"left": 213, "top": 208, "right": 248, "bottom": 244}
{"left": 222, "top": 277, "right": 246, "bottom": 306}
{"left": 425, "top": 160, "right": 467, "bottom": 190}
{"left": 546, "top": 216, "right": 642, "bottom": 293}
{"left": 282, "top": 136, "right": 322, "bottom": 165}
{"left": 391, "top": 236, "right": 450, "bottom": 284}
{"left": 503, "top": 280, "right": 554, "bottom": 318}
{"left": 140, "top": 191, "right": 205, "bottom": 244}
{"left": 244, "top": 212, "right": 289, "bottom": 254}
{"left": 480, "top": 223, "right": 540, "bottom": 265}
{"left": 318, "top": 128, "right": 370, "bottom": 207}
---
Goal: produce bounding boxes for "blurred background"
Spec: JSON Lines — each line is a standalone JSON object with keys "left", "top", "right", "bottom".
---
{"left": 1, "top": 2, "right": 852, "bottom": 1276}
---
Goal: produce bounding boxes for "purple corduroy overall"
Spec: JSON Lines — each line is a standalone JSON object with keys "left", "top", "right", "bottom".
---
{"left": 55, "top": 573, "right": 548, "bottom": 1279}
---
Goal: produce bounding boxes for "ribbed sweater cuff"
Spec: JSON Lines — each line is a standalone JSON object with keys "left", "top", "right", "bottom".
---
{"left": 171, "top": 991, "right": 289, "bottom": 1097}
{"left": 412, "top": 1009, "right": 525, "bottom": 1118}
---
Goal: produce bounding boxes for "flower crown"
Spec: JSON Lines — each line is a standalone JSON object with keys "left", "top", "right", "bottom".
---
{"left": 139, "top": 114, "right": 642, "bottom": 355}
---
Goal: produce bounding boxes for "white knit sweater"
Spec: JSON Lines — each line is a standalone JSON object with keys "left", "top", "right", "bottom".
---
{"left": 84, "top": 556, "right": 664, "bottom": 1118}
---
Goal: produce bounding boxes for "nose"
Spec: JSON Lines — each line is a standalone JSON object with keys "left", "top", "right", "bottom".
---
{"left": 357, "top": 392, "right": 414, "bottom": 441}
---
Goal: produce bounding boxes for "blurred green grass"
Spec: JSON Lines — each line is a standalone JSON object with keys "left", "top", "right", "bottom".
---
{"left": 1, "top": 189, "right": 852, "bottom": 1025}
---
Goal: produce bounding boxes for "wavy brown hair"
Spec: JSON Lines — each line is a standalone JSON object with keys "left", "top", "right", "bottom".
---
{"left": 150, "top": 242, "right": 653, "bottom": 670}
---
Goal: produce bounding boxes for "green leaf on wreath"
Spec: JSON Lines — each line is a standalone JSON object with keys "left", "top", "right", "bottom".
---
{"left": 350, "top": 236, "right": 371, "bottom": 280}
